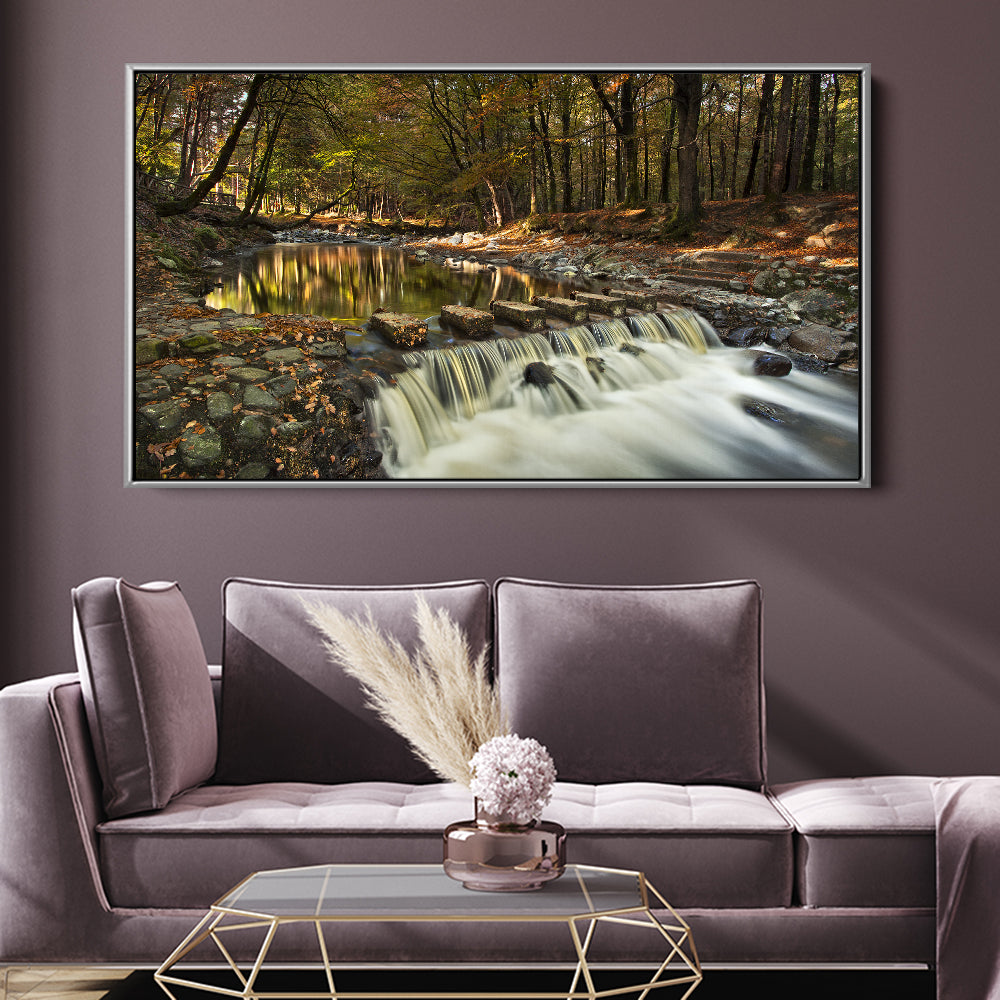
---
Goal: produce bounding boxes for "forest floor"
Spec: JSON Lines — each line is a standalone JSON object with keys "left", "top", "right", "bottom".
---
{"left": 273, "top": 191, "right": 860, "bottom": 281}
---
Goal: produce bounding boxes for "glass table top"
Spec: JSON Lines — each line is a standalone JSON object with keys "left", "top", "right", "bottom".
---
{"left": 216, "top": 864, "right": 648, "bottom": 920}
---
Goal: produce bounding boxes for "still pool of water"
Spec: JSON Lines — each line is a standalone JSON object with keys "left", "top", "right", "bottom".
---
{"left": 204, "top": 241, "right": 580, "bottom": 331}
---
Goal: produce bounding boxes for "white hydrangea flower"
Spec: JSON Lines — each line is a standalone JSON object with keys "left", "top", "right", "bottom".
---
{"left": 469, "top": 734, "right": 557, "bottom": 825}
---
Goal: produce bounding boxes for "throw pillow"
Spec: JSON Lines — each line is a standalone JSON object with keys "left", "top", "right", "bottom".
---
{"left": 216, "top": 578, "right": 491, "bottom": 785}
{"left": 71, "top": 577, "right": 217, "bottom": 818}
{"left": 494, "top": 578, "right": 765, "bottom": 787}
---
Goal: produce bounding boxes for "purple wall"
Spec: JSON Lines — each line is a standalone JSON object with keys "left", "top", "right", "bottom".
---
{"left": 4, "top": 0, "right": 998, "bottom": 783}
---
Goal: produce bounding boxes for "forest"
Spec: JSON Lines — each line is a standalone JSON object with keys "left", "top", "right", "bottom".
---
{"left": 134, "top": 70, "right": 862, "bottom": 232}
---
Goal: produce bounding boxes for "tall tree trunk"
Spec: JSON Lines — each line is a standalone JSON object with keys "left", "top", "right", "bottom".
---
{"left": 786, "top": 77, "right": 807, "bottom": 193}
{"left": 730, "top": 75, "right": 745, "bottom": 199}
{"left": 158, "top": 73, "right": 269, "bottom": 216}
{"left": 767, "top": 73, "right": 794, "bottom": 198}
{"left": 671, "top": 73, "right": 702, "bottom": 229}
{"left": 798, "top": 73, "right": 822, "bottom": 192}
{"left": 559, "top": 90, "right": 573, "bottom": 213}
{"left": 822, "top": 73, "right": 841, "bottom": 191}
{"left": 660, "top": 98, "right": 676, "bottom": 203}
{"left": 589, "top": 73, "right": 641, "bottom": 206}
{"left": 742, "top": 72, "right": 774, "bottom": 198}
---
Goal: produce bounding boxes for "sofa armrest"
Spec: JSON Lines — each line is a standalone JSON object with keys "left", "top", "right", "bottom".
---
{"left": 0, "top": 674, "right": 113, "bottom": 958}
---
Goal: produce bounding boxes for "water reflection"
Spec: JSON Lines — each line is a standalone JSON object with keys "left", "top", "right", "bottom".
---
{"left": 205, "top": 242, "right": 580, "bottom": 324}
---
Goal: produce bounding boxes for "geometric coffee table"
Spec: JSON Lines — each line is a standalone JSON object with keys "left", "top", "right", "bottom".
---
{"left": 154, "top": 863, "right": 702, "bottom": 999}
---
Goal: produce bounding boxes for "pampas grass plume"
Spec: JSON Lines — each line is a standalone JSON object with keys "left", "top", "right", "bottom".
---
{"left": 301, "top": 594, "right": 506, "bottom": 786}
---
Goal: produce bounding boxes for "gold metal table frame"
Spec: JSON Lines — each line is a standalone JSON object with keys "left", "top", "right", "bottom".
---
{"left": 154, "top": 863, "right": 702, "bottom": 1000}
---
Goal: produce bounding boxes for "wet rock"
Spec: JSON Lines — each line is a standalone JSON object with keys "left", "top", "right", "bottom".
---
{"left": 369, "top": 310, "right": 428, "bottom": 348}
{"left": 531, "top": 295, "right": 589, "bottom": 323}
{"left": 228, "top": 366, "right": 272, "bottom": 384}
{"left": 178, "top": 333, "right": 222, "bottom": 353}
{"left": 524, "top": 361, "right": 557, "bottom": 387}
{"left": 751, "top": 270, "right": 780, "bottom": 296}
{"left": 309, "top": 341, "right": 347, "bottom": 359}
{"left": 179, "top": 425, "right": 223, "bottom": 470}
{"left": 276, "top": 420, "right": 313, "bottom": 442}
{"left": 138, "top": 399, "right": 186, "bottom": 436}
{"left": 781, "top": 288, "right": 847, "bottom": 326}
{"left": 741, "top": 397, "right": 799, "bottom": 426}
{"left": 234, "top": 413, "right": 278, "bottom": 449}
{"left": 586, "top": 356, "right": 606, "bottom": 382}
{"left": 765, "top": 327, "right": 793, "bottom": 348}
{"left": 243, "top": 385, "right": 281, "bottom": 413}
{"left": 263, "top": 374, "right": 297, "bottom": 398}
{"left": 721, "top": 326, "right": 767, "bottom": 348}
{"left": 263, "top": 346, "right": 305, "bottom": 364}
{"left": 491, "top": 300, "right": 547, "bottom": 331}
{"left": 441, "top": 304, "right": 495, "bottom": 338}
{"left": 620, "top": 343, "right": 646, "bottom": 357}
{"left": 785, "top": 322, "right": 856, "bottom": 363}
{"left": 750, "top": 351, "right": 793, "bottom": 377}
{"left": 787, "top": 350, "right": 830, "bottom": 374}
{"left": 235, "top": 462, "right": 272, "bottom": 480}
{"left": 135, "top": 377, "right": 170, "bottom": 402}
{"left": 207, "top": 391, "right": 236, "bottom": 424}
{"left": 573, "top": 292, "right": 625, "bottom": 317}
{"left": 135, "top": 337, "right": 169, "bottom": 365}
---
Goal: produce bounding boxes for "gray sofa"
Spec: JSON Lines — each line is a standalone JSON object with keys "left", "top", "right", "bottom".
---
{"left": 0, "top": 576, "right": 957, "bottom": 970}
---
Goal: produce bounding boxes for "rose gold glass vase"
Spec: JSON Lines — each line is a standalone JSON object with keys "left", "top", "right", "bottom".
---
{"left": 443, "top": 799, "right": 566, "bottom": 891}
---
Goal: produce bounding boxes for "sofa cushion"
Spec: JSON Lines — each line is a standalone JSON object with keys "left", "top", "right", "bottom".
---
{"left": 71, "top": 577, "right": 217, "bottom": 818}
{"left": 770, "top": 776, "right": 937, "bottom": 908}
{"left": 494, "top": 578, "right": 764, "bottom": 787}
{"left": 216, "top": 578, "right": 491, "bottom": 785}
{"left": 96, "top": 780, "right": 792, "bottom": 910}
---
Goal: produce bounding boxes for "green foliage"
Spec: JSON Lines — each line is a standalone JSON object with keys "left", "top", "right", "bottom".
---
{"left": 134, "top": 69, "right": 862, "bottom": 225}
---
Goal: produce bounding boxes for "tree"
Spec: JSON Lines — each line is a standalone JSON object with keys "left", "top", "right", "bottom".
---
{"left": 589, "top": 73, "right": 643, "bottom": 206}
{"left": 742, "top": 73, "right": 774, "bottom": 198}
{"left": 670, "top": 73, "right": 703, "bottom": 232}
{"left": 156, "top": 73, "right": 269, "bottom": 217}
{"left": 766, "top": 73, "right": 794, "bottom": 198}
{"left": 798, "top": 73, "right": 822, "bottom": 192}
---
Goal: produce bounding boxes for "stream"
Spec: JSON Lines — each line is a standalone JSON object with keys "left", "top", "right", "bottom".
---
{"left": 205, "top": 241, "right": 859, "bottom": 482}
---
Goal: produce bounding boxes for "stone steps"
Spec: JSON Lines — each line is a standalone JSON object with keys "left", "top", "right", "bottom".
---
{"left": 658, "top": 268, "right": 746, "bottom": 290}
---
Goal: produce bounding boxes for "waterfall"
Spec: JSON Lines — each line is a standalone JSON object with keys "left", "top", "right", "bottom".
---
{"left": 364, "top": 308, "right": 859, "bottom": 481}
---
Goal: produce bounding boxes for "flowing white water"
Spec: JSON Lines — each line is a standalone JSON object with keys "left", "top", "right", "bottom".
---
{"left": 366, "top": 310, "right": 859, "bottom": 481}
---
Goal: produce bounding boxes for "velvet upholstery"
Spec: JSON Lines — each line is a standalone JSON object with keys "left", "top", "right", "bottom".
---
{"left": 71, "top": 577, "right": 217, "bottom": 817}
{"left": 216, "top": 578, "right": 490, "bottom": 785}
{"left": 933, "top": 776, "right": 1000, "bottom": 1000}
{"left": 494, "top": 578, "right": 764, "bottom": 786}
{"left": 770, "top": 777, "right": 937, "bottom": 908}
{"left": 96, "top": 780, "right": 791, "bottom": 910}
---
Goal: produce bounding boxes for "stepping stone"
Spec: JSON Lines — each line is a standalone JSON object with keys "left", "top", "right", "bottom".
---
{"left": 531, "top": 295, "right": 588, "bottom": 323}
{"left": 490, "top": 300, "right": 547, "bottom": 331}
{"left": 441, "top": 305, "right": 495, "bottom": 339}
{"left": 572, "top": 292, "right": 626, "bottom": 318}
{"left": 228, "top": 366, "right": 272, "bottom": 384}
{"left": 603, "top": 288, "right": 658, "bottom": 311}
{"left": 368, "top": 310, "right": 428, "bottom": 348}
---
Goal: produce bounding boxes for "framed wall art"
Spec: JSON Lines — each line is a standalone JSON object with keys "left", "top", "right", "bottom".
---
{"left": 128, "top": 65, "right": 869, "bottom": 487}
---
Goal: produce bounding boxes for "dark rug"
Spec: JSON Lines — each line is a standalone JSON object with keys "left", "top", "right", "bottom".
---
{"left": 107, "top": 967, "right": 935, "bottom": 999}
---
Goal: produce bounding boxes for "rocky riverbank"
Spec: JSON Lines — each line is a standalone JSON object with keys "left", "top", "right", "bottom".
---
{"left": 132, "top": 195, "right": 861, "bottom": 482}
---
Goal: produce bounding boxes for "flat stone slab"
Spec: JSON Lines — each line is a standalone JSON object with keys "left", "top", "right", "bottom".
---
{"left": 228, "top": 366, "right": 272, "bottom": 384}
{"left": 603, "top": 288, "right": 659, "bottom": 311}
{"left": 441, "top": 304, "right": 494, "bottom": 338}
{"left": 490, "top": 300, "right": 547, "bottom": 331}
{"left": 573, "top": 292, "right": 626, "bottom": 318}
{"left": 369, "top": 310, "right": 428, "bottom": 348}
{"left": 531, "top": 295, "right": 588, "bottom": 323}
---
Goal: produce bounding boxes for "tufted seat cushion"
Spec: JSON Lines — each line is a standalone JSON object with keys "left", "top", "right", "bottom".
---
{"left": 770, "top": 776, "right": 938, "bottom": 908}
{"left": 97, "top": 781, "right": 792, "bottom": 910}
